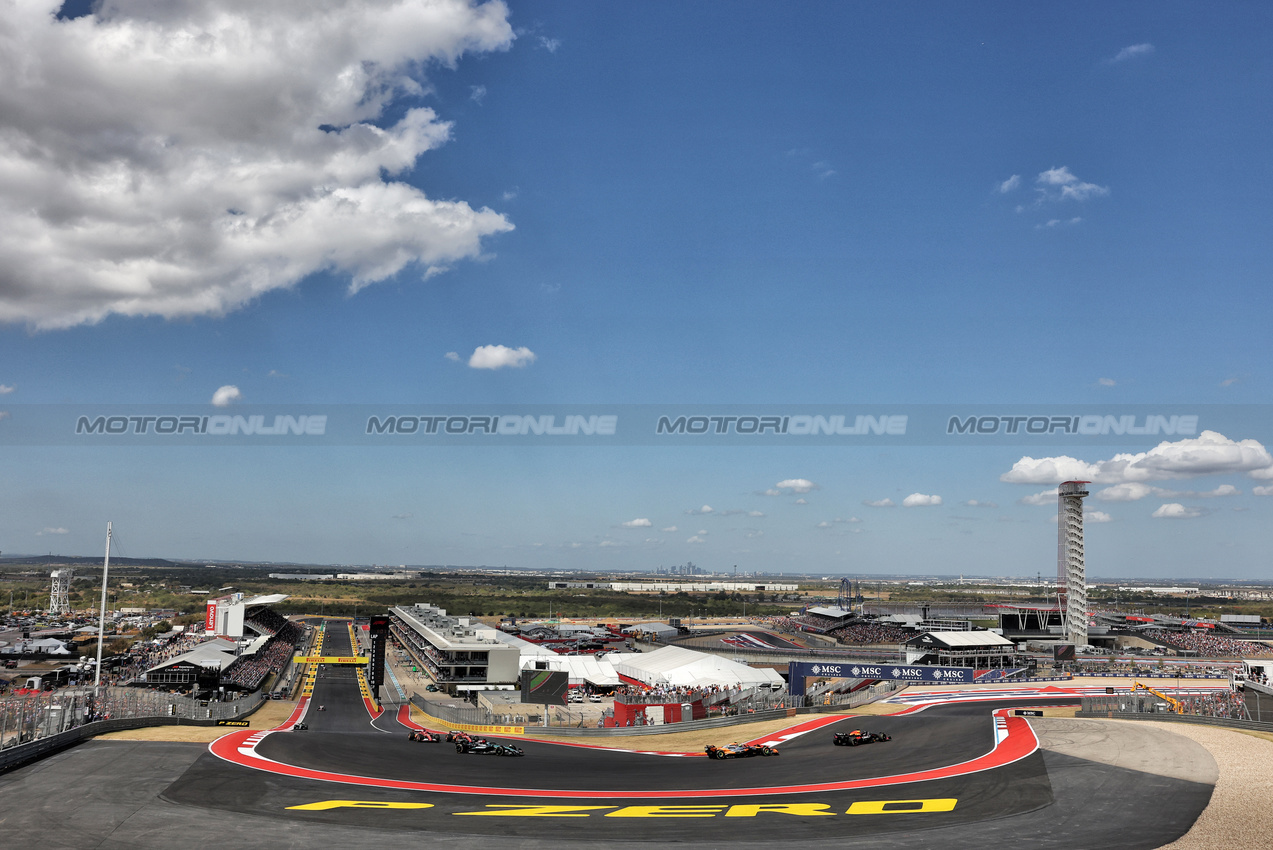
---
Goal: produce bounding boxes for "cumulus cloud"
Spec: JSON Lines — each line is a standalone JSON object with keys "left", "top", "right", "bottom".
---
{"left": 1254, "top": 486, "right": 1273, "bottom": 497}
{"left": 661, "top": 526, "right": 678, "bottom": 533}
{"left": 902, "top": 493, "right": 942, "bottom": 507}
{"left": 863, "top": 498, "right": 895, "bottom": 508}
{"left": 621, "top": 518, "right": 652, "bottom": 528}
{"left": 1002, "top": 432, "right": 1273, "bottom": 485}
{"left": 964, "top": 500, "right": 998, "bottom": 508}
{"left": 1098, "top": 378, "right": 1117, "bottom": 387}
{"left": 1152, "top": 503, "right": 1204, "bottom": 519}
{"left": 686, "top": 505, "right": 714, "bottom": 515}
{"left": 1085, "top": 510, "right": 1113, "bottom": 523}
{"left": 1112, "top": 43, "right": 1155, "bottom": 62}
{"left": 1036, "top": 167, "right": 1109, "bottom": 202}
{"left": 686, "top": 535, "right": 705, "bottom": 544}
{"left": 774, "top": 478, "right": 818, "bottom": 494}
{"left": 998, "top": 174, "right": 1021, "bottom": 193}
{"left": 468, "top": 345, "right": 536, "bottom": 370}
{"left": 0, "top": 411, "right": 10, "bottom": 421}
{"left": 1019, "top": 488, "right": 1059, "bottom": 506}
{"left": 210, "top": 385, "right": 241, "bottom": 407}
{"left": 0, "top": 384, "right": 13, "bottom": 394}
{"left": 444, "top": 351, "right": 461, "bottom": 362}
{"left": 794, "top": 498, "right": 808, "bottom": 505}
{"left": 0, "top": 0, "right": 516, "bottom": 330}
{"left": 37, "top": 526, "right": 69, "bottom": 535}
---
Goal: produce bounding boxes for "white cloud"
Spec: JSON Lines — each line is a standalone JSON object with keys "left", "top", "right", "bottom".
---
{"left": 0, "top": 0, "right": 516, "bottom": 330}
{"left": 621, "top": 518, "right": 652, "bottom": 528}
{"left": 266, "top": 369, "right": 288, "bottom": 378}
{"left": 391, "top": 513, "right": 412, "bottom": 519}
{"left": 1253, "top": 486, "right": 1273, "bottom": 496}
{"left": 1019, "top": 488, "right": 1059, "bottom": 506}
{"left": 686, "top": 535, "right": 705, "bottom": 544}
{"left": 1002, "top": 431, "right": 1273, "bottom": 485}
{"left": 794, "top": 498, "right": 808, "bottom": 505}
{"left": 1112, "top": 43, "right": 1155, "bottom": 63}
{"left": 817, "top": 517, "right": 862, "bottom": 529}
{"left": 863, "top": 498, "right": 895, "bottom": 508}
{"left": 0, "top": 411, "right": 9, "bottom": 421}
{"left": 468, "top": 345, "right": 536, "bottom": 370}
{"left": 1200, "top": 484, "right": 1241, "bottom": 498}
{"left": 747, "top": 510, "right": 765, "bottom": 518}
{"left": 538, "top": 36, "right": 561, "bottom": 53}
{"left": 37, "top": 526, "right": 69, "bottom": 535}
{"left": 0, "top": 384, "right": 13, "bottom": 394}
{"left": 660, "top": 526, "right": 678, "bottom": 533}
{"left": 1098, "top": 483, "right": 1239, "bottom": 501}
{"left": 1035, "top": 167, "right": 1109, "bottom": 202}
{"left": 998, "top": 174, "right": 1021, "bottom": 193}
{"left": 964, "top": 500, "right": 998, "bottom": 508}
{"left": 469, "top": 84, "right": 487, "bottom": 104}
{"left": 1098, "top": 377, "right": 1116, "bottom": 387}
{"left": 902, "top": 493, "right": 942, "bottom": 507}
{"left": 761, "top": 489, "right": 782, "bottom": 497}
{"left": 687, "top": 505, "right": 714, "bottom": 515}
{"left": 211, "top": 385, "right": 241, "bottom": 407}
{"left": 1152, "top": 503, "right": 1204, "bottom": 519}
{"left": 444, "top": 351, "right": 460, "bottom": 362}
{"left": 1220, "top": 377, "right": 1239, "bottom": 387}
{"left": 1085, "top": 510, "right": 1113, "bottom": 523}
{"left": 774, "top": 478, "right": 818, "bottom": 494}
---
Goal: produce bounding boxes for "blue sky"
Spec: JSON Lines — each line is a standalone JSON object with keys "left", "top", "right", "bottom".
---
{"left": 0, "top": 1, "right": 1270, "bottom": 577}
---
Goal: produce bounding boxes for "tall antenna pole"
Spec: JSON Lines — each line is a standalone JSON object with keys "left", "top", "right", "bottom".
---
{"left": 93, "top": 522, "right": 112, "bottom": 692}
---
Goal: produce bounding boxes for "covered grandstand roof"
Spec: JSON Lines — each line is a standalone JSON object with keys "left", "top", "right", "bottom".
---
{"left": 144, "top": 638, "right": 240, "bottom": 674}
{"left": 905, "top": 630, "right": 1015, "bottom": 649}
{"left": 243, "top": 594, "right": 289, "bottom": 606}
{"left": 806, "top": 606, "right": 853, "bottom": 619}
{"left": 613, "top": 645, "right": 784, "bottom": 690}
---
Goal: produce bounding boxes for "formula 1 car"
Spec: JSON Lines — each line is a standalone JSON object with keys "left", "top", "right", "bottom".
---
{"left": 292, "top": 722, "right": 309, "bottom": 731}
{"left": 833, "top": 730, "right": 892, "bottom": 746}
{"left": 408, "top": 729, "right": 442, "bottom": 742}
{"left": 446, "top": 730, "right": 476, "bottom": 744}
{"left": 705, "top": 742, "right": 778, "bottom": 759}
{"left": 455, "top": 739, "right": 524, "bottom": 757}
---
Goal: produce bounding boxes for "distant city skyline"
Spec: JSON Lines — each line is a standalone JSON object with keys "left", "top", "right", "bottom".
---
{"left": 1, "top": 3, "right": 1270, "bottom": 578}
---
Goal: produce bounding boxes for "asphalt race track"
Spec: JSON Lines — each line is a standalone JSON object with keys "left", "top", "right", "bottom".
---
{"left": 0, "top": 624, "right": 1218, "bottom": 849}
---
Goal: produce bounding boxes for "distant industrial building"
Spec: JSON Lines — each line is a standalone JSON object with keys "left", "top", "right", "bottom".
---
{"left": 549, "top": 581, "right": 797, "bottom": 593}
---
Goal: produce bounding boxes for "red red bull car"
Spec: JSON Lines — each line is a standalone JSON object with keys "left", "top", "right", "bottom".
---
{"left": 833, "top": 729, "right": 892, "bottom": 746}
{"left": 705, "top": 742, "right": 779, "bottom": 759}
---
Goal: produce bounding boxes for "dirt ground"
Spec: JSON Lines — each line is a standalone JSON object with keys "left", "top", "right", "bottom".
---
{"left": 92, "top": 698, "right": 300, "bottom": 743}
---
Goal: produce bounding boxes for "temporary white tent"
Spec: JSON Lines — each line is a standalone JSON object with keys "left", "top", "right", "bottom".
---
{"left": 613, "top": 645, "right": 784, "bottom": 690}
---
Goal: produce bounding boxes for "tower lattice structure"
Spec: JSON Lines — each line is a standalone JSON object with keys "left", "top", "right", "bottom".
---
{"left": 1057, "top": 481, "right": 1090, "bottom": 646}
{"left": 48, "top": 568, "right": 74, "bottom": 616}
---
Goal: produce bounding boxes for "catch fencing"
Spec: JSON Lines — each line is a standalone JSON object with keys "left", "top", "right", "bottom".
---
{"left": 0, "top": 687, "right": 265, "bottom": 771}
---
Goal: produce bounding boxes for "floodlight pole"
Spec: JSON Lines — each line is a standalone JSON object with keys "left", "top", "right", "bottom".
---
{"left": 93, "top": 522, "right": 112, "bottom": 692}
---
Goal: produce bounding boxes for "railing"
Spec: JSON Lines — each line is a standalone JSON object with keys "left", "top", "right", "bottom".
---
{"left": 0, "top": 687, "right": 266, "bottom": 772}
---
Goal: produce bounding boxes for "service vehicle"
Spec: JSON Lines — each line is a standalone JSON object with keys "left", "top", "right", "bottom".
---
{"left": 704, "top": 742, "right": 778, "bottom": 759}
{"left": 833, "top": 729, "right": 892, "bottom": 746}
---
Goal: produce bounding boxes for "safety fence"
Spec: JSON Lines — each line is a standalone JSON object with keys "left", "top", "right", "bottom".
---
{"left": 1078, "top": 689, "right": 1252, "bottom": 721}
{"left": 0, "top": 687, "right": 266, "bottom": 773}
